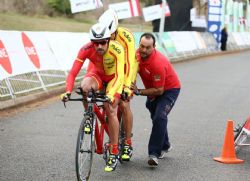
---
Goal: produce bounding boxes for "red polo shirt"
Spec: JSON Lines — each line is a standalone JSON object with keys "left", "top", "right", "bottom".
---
{"left": 136, "top": 49, "right": 181, "bottom": 90}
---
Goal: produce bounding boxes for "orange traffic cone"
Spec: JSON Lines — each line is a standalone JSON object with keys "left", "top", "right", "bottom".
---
{"left": 213, "top": 120, "right": 244, "bottom": 164}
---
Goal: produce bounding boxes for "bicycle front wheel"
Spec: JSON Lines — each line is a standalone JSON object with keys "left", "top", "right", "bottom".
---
{"left": 75, "top": 117, "right": 95, "bottom": 181}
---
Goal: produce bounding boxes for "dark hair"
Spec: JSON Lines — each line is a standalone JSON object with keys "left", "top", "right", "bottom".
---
{"left": 140, "top": 33, "right": 156, "bottom": 46}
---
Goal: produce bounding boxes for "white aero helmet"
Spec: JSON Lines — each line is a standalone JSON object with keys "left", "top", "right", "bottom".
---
{"left": 98, "top": 9, "right": 118, "bottom": 34}
{"left": 89, "top": 23, "right": 111, "bottom": 41}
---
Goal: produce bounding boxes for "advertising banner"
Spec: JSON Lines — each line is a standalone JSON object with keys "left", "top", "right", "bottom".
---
{"left": 109, "top": 0, "right": 141, "bottom": 20}
{"left": 0, "top": 31, "right": 58, "bottom": 80}
{"left": 142, "top": 3, "right": 171, "bottom": 22}
{"left": 69, "top": 0, "right": 103, "bottom": 13}
{"left": 207, "top": 0, "right": 222, "bottom": 43}
{"left": 45, "top": 32, "right": 90, "bottom": 70}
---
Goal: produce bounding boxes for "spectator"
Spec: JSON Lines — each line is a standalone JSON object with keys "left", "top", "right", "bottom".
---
{"left": 220, "top": 27, "right": 228, "bottom": 51}
{"left": 131, "top": 33, "right": 181, "bottom": 167}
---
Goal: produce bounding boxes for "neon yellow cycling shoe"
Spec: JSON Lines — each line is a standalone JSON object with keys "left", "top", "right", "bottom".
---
{"left": 121, "top": 145, "right": 133, "bottom": 161}
{"left": 104, "top": 154, "right": 118, "bottom": 172}
{"left": 84, "top": 124, "right": 91, "bottom": 134}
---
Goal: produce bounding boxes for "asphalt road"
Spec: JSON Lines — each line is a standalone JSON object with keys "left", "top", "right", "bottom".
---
{"left": 1, "top": 51, "right": 250, "bottom": 181}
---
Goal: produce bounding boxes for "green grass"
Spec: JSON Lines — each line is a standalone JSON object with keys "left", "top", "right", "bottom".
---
{"left": 0, "top": 12, "right": 152, "bottom": 32}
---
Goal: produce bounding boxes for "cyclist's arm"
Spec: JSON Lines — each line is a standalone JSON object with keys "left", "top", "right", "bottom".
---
{"left": 66, "top": 58, "right": 84, "bottom": 92}
{"left": 117, "top": 28, "right": 136, "bottom": 95}
{"left": 130, "top": 58, "right": 139, "bottom": 84}
{"left": 66, "top": 46, "right": 89, "bottom": 92}
{"left": 106, "top": 42, "right": 125, "bottom": 101}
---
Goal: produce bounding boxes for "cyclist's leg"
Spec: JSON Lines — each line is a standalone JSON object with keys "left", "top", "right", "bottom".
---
{"left": 119, "top": 101, "right": 133, "bottom": 161}
{"left": 81, "top": 72, "right": 103, "bottom": 109}
{"left": 81, "top": 72, "right": 103, "bottom": 93}
{"left": 104, "top": 98, "right": 120, "bottom": 172}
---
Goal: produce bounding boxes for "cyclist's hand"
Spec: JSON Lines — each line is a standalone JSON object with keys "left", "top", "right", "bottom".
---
{"left": 130, "top": 83, "right": 141, "bottom": 96}
{"left": 106, "top": 94, "right": 114, "bottom": 104}
{"left": 122, "top": 87, "right": 132, "bottom": 101}
{"left": 60, "top": 92, "right": 71, "bottom": 102}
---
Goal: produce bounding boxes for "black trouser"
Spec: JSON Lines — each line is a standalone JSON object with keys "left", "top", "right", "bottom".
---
{"left": 146, "top": 88, "right": 180, "bottom": 157}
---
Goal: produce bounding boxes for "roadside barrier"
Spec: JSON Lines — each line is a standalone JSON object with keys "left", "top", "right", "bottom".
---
{"left": 1, "top": 30, "right": 250, "bottom": 104}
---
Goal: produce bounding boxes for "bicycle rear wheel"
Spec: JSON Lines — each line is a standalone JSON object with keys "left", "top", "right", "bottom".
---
{"left": 75, "top": 117, "right": 95, "bottom": 181}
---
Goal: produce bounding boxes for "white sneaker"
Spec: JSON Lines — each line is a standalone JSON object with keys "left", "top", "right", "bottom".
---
{"left": 159, "top": 145, "right": 172, "bottom": 159}
{"left": 148, "top": 155, "right": 158, "bottom": 167}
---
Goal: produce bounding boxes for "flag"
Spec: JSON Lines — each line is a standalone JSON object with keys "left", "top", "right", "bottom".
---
{"left": 207, "top": 0, "right": 222, "bottom": 43}
{"left": 109, "top": 0, "right": 141, "bottom": 20}
{"left": 69, "top": 0, "right": 103, "bottom": 13}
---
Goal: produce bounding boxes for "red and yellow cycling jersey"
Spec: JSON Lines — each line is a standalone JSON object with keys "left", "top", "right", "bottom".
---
{"left": 115, "top": 27, "right": 137, "bottom": 90}
{"left": 66, "top": 40, "right": 125, "bottom": 100}
{"left": 87, "top": 27, "right": 137, "bottom": 96}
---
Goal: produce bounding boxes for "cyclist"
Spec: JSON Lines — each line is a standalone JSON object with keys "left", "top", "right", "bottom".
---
{"left": 61, "top": 23, "right": 125, "bottom": 172}
{"left": 88, "top": 9, "right": 138, "bottom": 161}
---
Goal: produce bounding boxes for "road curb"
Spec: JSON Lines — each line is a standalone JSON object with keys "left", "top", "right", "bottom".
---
{"left": 0, "top": 86, "right": 65, "bottom": 112}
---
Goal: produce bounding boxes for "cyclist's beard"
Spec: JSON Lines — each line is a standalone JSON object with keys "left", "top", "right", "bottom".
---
{"left": 96, "top": 48, "right": 105, "bottom": 55}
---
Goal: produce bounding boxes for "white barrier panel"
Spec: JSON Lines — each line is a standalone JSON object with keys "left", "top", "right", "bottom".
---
{"left": 0, "top": 31, "right": 91, "bottom": 80}
{"left": 168, "top": 31, "right": 198, "bottom": 52}
{"left": 0, "top": 31, "right": 59, "bottom": 80}
{"left": 191, "top": 32, "right": 207, "bottom": 49}
{"left": 45, "top": 32, "right": 90, "bottom": 71}
{"left": 231, "top": 33, "right": 245, "bottom": 46}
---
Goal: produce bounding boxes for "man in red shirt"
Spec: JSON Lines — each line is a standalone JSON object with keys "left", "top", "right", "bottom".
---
{"left": 132, "top": 33, "right": 181, "bottom": 167}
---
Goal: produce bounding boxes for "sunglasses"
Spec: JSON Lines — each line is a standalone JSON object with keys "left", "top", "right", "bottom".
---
{"left": 92, "top": 40, "right": 108, "bottom": 46}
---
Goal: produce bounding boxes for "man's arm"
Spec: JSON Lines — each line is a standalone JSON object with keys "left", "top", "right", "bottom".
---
{"left": 131, "top": 82, "right": 164, "bottom": 96}
{"left": 139, "top": 87, "right": 164, "bottom": 96}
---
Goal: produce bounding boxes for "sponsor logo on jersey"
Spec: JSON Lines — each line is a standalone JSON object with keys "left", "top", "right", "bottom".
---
{"left": 111, "top": 44, "right": 121, "bottom": 54}
{"left": 122, "top": 31, "right": 131, "bottom": 42}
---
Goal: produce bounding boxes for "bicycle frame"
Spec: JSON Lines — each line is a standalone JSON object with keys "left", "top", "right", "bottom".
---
{"left": 69, "top": 88, "right": 122, "bottom": 155}
{"left": 93, "top": 103, "right": 109, "bottom": 154}
{"left": 234, "top": 116, "right": 250, "bottom": 150}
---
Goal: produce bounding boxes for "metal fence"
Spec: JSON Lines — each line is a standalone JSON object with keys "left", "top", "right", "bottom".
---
{"left": 0, "top": 69, "right": 86, "bottom": 101}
